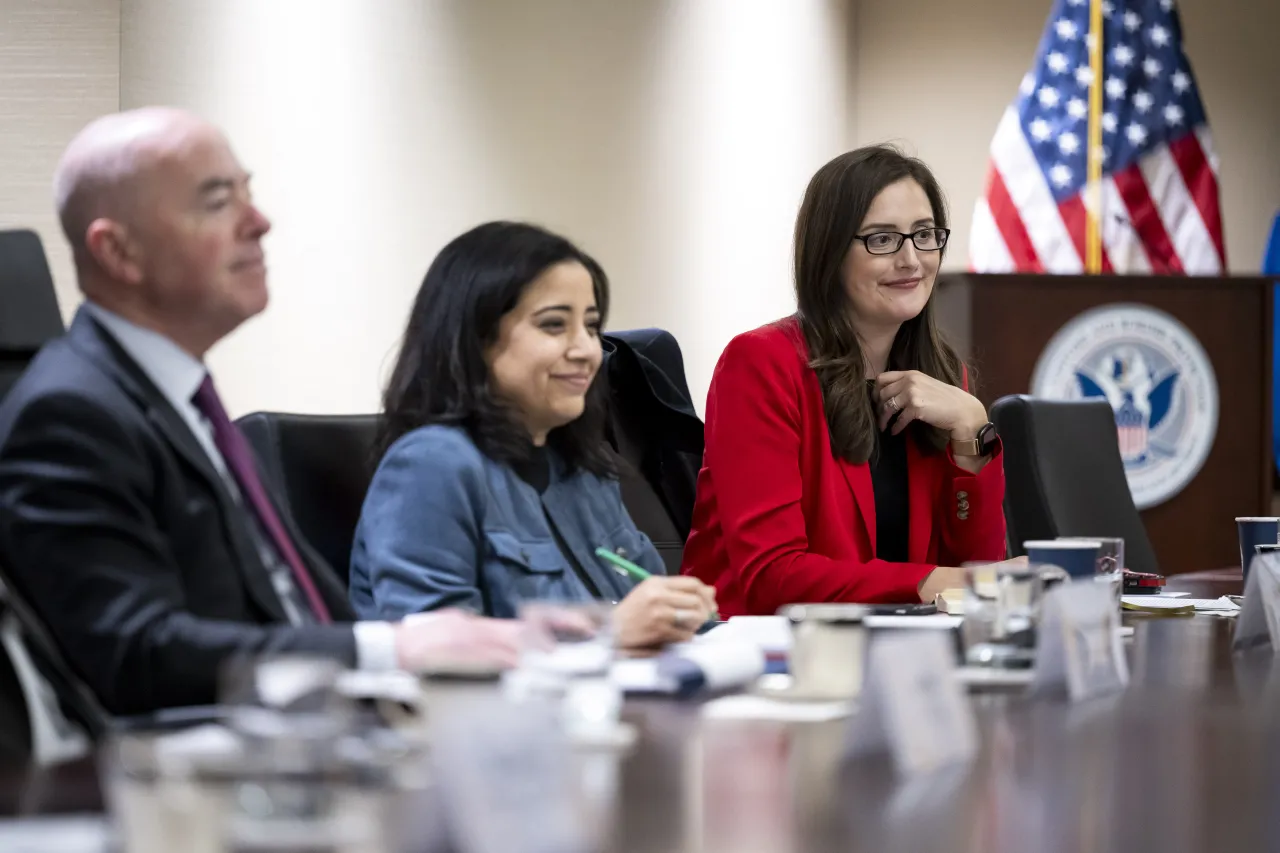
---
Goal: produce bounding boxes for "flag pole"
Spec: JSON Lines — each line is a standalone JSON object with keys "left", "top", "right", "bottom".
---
{"left": 1085, "top": 0, "right": 1105, "bottom": 273}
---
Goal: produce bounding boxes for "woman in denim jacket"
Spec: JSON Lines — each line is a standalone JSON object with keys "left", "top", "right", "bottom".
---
{"left": 349, "top": 221, "right": 716, "bottom": 648}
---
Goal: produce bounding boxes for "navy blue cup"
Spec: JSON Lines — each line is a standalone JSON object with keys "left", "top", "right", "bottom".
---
{"left": 1239, "top": 517, "right": 1280, "bottom": 580}
{"left": 1023, "top": 539, "right": 1102, "bottom": 580}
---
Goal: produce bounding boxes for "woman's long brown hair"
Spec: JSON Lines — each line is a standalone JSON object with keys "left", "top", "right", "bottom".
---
{"left": 793, "top": 145, "right": 966, "bottom": 464}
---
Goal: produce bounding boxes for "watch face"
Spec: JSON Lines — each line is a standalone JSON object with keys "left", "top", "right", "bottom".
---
{"left": 978, "top": 422, "right": 998, "bottom": 452}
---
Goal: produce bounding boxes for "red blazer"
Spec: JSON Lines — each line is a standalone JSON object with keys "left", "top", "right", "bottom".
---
{"left": 680, "top": 317, "right": 1006, "bottom": 616}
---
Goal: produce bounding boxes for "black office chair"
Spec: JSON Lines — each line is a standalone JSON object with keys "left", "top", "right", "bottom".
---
{"left": 0, "top": 231, "right": 79, "bottom": 761}
{"left": 0, "top": 230, "right": 65, "bottom": 402}
{"left": 237, "top": 412, "right": 380, "bottom": 585}
{"left": 602, "top": 329, "right": 705, "bottom": 574}
{"left": 991, "top": 394, "right": 1159, "bottom": 575}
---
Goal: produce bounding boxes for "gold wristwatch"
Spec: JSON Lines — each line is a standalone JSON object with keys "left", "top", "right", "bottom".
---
{"left": 951, "top": 423, "right": 997, "bottom": 457}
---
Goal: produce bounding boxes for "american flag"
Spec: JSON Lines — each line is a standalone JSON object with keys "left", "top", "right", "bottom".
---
{"left": 970, "top": 0, "right": 1226, "bottom": 274}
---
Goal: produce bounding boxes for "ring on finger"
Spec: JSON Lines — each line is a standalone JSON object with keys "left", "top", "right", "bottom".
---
{"left": 672, "top": 608, "right": 694, "bottom": 628}
{"left": 888, "top": 395, "right": 902, "bottom": 411}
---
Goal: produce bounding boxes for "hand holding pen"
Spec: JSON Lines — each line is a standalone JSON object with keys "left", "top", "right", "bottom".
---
{"left": 595, "top": 547, "right": 719, "bottom": 647}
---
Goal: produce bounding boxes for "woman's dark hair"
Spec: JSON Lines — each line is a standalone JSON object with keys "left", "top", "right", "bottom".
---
{"left": 793, "top": 144, "right": 966, "bottom": 464}
{"left": 376, "top": 220, "right": 616, "bottom": 476}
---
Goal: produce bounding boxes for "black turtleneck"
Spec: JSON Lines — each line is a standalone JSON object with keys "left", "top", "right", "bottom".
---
{"left": 867, "top": 385, "right": 910, "bottom": 563}
{"left": 511, "top": 444, "right": 552, "bottom": 494}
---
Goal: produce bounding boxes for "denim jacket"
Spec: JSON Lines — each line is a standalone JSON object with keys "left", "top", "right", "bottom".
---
{"left": 348, "top": 425, "right": 664, "bottom": 620}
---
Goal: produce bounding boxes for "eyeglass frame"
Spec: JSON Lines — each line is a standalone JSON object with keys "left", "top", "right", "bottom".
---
{"left": 851, "top": 227, "right": 951, "bottom": 255}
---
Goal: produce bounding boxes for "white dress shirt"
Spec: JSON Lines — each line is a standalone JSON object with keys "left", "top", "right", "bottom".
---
{"left": 84, "top": 302, "right": 398, "bottom": 671}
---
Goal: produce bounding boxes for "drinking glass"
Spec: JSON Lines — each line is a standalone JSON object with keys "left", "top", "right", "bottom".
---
{"left": 961, "top": 561, "right": 1043, "bottom": 668}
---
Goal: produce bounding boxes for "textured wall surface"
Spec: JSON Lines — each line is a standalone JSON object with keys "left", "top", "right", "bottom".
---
{"left": 0, "top": 0, "right": 120, "bottom": 318}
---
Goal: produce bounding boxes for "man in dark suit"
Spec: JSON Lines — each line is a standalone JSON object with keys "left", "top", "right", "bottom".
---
{"left": 0, "top": 108, "right": 521, "bottom": 715}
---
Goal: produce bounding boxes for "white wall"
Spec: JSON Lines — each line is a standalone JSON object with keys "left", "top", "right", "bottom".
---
{"left": 0, "top": 0, "right": 119, "bottom": 315}
{"left": 120, "top": 0, "right": 849, "bottom": 418}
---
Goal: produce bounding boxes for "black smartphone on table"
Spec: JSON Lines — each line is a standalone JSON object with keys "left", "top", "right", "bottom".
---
{"left": 865, "top": 603, "right": 938, "bottom": 616}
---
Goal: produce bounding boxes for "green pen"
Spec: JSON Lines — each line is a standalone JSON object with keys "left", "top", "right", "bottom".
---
{"left": 593, "top": 547, "right": 720, "bottom": 624}
{"left": 594, "top": 546, "right": 652, "bottom": 580}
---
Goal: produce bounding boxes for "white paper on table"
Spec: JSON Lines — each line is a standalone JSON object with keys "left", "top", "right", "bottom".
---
{"left": 673, "top": 641, "right": 765, "bottom": 689}
{"left": 700, "top": 616, "right": 792, "bottom": 654}
{"left": 1122, "top": 596, "right": 1240, "bottom": 612}
{"left": 610, "top": 641, "right": 765, "bottom": 695}
{"left": 864, "top": 614, "right": 964, "bottom": 630}
{"left": 1181, "top": 597, "right": 1241, "bottom": 612}
{"left": 705, "top": 614, "right": 962, "bottom": 648}
{"left": 1121, "top": 596, "right": 1196, "bottom": 610}
{"left": 702, "top": 694, "right": 853, "bottom": 722}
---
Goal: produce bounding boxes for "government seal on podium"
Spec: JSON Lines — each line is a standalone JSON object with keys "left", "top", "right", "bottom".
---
{"left": 1031, "top": 304, "right": 1218, "bottom": 509}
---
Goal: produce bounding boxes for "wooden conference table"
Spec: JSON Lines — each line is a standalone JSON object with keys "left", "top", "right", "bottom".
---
{"left": 1, "top": 569, "right": 1276, "bottom": 853}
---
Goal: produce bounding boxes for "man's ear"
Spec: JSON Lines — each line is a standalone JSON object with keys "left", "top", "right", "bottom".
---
{"left": 84, "top": 218, "right": 145, "bottom": 286}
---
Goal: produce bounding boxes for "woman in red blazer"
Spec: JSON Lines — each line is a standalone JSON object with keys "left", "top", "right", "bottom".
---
{"left": 681, "top": 145, "right": 1007, "bottom": 616}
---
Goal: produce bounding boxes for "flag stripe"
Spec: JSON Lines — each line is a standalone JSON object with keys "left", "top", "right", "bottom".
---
{"left": 968, "top": 197, "right": 1017, "bottom": 273}
{"left": 983, "top": 167, "right": 1043, "bottom": 272}
{"left": 990, "top": 108, "right": 1082, "bottom": 272}
{"left": 1195, "top": 125, "right": 1221, "bottom": 175}
{"left": 1139, "top": 145, "right": 1221, "bottom": 274}
{"left": 1169, "top": 131, "right": 1227, "bottom": 268}
{"left": 1058, "top": 194, "right": 1115, "bottom": 273}
{"left": 1100, "top": 176, "right": 1154, "bottom": 274}
{"left": 1112, "top": 163, "right": 1184, "bottom": 274}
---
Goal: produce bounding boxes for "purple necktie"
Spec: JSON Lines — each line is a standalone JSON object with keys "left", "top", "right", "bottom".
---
{"left": 192, "top": 376, "right": 332, "bottom": 624}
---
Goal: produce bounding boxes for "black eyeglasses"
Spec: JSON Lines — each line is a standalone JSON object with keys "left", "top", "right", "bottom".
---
{"left": 852, "top": 228, "right": 951, "bottom": 255}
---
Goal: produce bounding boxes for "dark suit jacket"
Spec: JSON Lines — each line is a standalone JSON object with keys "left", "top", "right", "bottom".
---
{"left": 0, "top": 310, "right": 357, "bottom": 715}
{"left": 601, "top": 329, "right": 704, "bottom": 540}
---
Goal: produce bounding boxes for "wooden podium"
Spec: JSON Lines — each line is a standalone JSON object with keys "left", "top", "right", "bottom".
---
{"left": 935, "top": 274, "right": 1273, "bottom": 575}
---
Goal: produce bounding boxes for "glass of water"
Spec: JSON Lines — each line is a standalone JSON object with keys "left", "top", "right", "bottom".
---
{"left": 217, "top": 656, "right": 386, "bottom": 853}
{"left": 100, "top": 731, "right": 230, "bottom": 853}
{"left": 511, "top": 601, "right": 621, "bottom": 739}
{"left": 961, "top": 561, "right": 1044, "bottom": 668}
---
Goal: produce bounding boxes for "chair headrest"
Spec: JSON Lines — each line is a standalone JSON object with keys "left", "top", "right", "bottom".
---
{"left": 994, "top": 393, "right": 1112, "bottom": 420}
{"left": 0, "top": 230, "right": 64, "bottom": 351}
{"left": 604, "top": 328, "right": 695, "bottom": 403}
